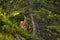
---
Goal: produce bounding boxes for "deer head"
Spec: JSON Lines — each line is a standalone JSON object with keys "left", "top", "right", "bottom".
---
{"left": 19, "top": 15, "right": 29, "bottom": 30}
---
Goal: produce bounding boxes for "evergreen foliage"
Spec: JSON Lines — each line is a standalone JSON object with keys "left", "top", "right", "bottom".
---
{"left": 0, "top": 0, "right": 60, "bottom": 40}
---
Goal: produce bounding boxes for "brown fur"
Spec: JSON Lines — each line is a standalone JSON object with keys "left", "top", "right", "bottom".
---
{"left": 19, "top": 16, "right": 28, "bottom": 30}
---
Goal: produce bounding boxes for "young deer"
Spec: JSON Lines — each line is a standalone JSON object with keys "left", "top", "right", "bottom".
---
{"left": 19, "top": 16, "right": 29, "bottom": 31}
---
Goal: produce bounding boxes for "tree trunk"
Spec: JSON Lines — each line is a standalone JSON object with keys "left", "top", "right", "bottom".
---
{"left": 30, "top": 15, "right": 36, "bottom": 34}
{"left": 28, "top": 0, "right": 36, "bottom": 34}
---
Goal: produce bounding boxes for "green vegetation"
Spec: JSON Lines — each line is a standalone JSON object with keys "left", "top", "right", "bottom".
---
{"left": 0, "top": 0, "right": 60, "bottom": 40}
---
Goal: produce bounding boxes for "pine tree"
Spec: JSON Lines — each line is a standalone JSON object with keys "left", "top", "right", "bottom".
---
{"left": 0, "top": 0, "right": 60, "bottom": 40}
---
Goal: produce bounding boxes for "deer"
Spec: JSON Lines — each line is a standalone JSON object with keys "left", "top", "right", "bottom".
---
{"left": 19, "top": 15, "right": 29, "bottom": 31}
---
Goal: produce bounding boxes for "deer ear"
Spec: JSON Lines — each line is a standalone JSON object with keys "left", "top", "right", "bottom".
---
{"left": 24, "top": 15, "right": 26, "bottom": 18}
